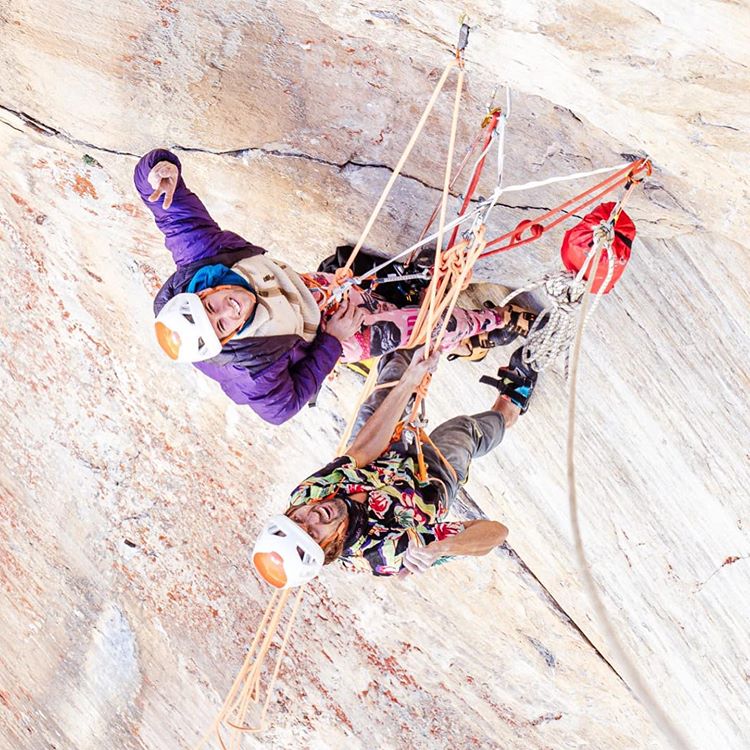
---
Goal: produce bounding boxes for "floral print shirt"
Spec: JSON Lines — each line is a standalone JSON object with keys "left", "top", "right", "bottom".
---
{"left": 288, "top": 453, "right": 465, "bottom": 576}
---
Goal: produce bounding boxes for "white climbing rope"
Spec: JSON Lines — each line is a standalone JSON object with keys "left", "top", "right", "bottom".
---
{"left": 490, "top": 161, "right": 635, "bottom": 200}
{"left": 566, "top": 249, "right": 693, "bottom": 750}
{"left": 508, "top": 194, "right": 692, "bottom": 747}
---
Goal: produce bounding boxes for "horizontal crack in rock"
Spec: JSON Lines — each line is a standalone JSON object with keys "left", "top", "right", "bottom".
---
{"left": 1, "top": 102, "right": 548, "bottom": 212}
{"left": 173, "top": 141, "right": 449, "bottom": 194}
{"left": 0, "top": 103, "right": 140, "bottom": 157}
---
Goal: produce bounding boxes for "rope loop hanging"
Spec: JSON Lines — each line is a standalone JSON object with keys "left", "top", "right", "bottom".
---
{"left": 193, "top": 587, "right": 305, "bottom": 749}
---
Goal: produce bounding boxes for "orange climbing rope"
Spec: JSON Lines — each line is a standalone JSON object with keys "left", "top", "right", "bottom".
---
{"left": 193, "top": 587, "right": 305, "bottom": 748}
{"left": 394, "top": 226, "right": 488, "bottom": 481}
{"left": 479, "top": 158, "right": 652, "bottom": 259}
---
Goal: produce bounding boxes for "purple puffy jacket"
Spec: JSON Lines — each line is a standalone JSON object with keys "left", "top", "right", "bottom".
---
{"left": 135, "top": 149, "right": 342, "bottom": 425}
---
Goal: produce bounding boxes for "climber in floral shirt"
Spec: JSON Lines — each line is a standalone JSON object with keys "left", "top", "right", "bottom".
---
{"left": 274, "top": 344, "right": 539, "bottom": 577}
{"left": 287, "top": 453, "right": 467, "bottom": 576}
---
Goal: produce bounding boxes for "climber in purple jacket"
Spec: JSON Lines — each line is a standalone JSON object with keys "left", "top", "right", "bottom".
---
{"left": 135, "top": 149, "right": 536, "bottom": 425}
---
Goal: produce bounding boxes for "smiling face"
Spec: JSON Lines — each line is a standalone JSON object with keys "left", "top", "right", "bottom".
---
{"left": 286, "top": 498, "right": 348, "bottom": 546}
{"left": 200, "top": 285, "right": 256, "bottom": 341}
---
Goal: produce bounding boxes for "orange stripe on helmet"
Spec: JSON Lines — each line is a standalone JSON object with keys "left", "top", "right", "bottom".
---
{"left": 253, "top": 551, "right": 288, "bottom": 589}
{"left": 154, "top": 321, "right": 181, "bottom": 360}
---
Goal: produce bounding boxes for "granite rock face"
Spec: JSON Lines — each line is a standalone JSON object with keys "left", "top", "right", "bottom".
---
{"left": 1, "top": 2, "right": 749, "bottom": 749}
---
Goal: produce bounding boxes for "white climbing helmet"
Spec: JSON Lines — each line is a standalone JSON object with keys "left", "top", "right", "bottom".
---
{"left": 154, "top": 293, "right": 222, "bottom": 363}
{"left": 251, "top": 514, "right": 324, "bottom": 589}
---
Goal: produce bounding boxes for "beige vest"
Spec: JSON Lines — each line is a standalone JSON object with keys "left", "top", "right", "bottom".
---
{"left": 231, "top": 256, "right": 320, "bottom": 342}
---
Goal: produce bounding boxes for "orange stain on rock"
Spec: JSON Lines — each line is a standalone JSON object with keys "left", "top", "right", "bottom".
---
{"left": 71, "top": 174, "right": 98, "bottom": 200}
{"left": 158, "top": 0, "right": 178, "bottom": 14}
{"left": 10, "top": 194, "right": 35, "bottom": 216}
{"left": 382, "top": 688, "right": 402, "bottom": 706}
{"left": 138, "top": 262, "right": 165, "bottom": 295}
{"left": 359, "top": 641, "right": 418, "bottom": 690}
{"left": 111, "top": 203, "right": 141, "bottom": 217}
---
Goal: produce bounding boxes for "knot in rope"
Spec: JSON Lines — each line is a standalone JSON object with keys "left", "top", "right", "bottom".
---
{"left": 334, "top": 267, "right": 353, "bottom": 285}
{"left": 511, "top": 219, "right": 544, "bottom": 243}
{"left": 437, "top": 243, "right": 475, "bottom": 291}
{"left": 415, "top": 373, "right": 431, "bottom": 399}
{"left": 592, "top": 221, "right": 614, "bottom": 251}
{"left": 543, "top": 272, "right": 587, "bottom": 311}
{"left": 438, "top": 245, "right": 462, "bottom": 274}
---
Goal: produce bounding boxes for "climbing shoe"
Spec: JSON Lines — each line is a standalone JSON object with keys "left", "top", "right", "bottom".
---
{"left": 479, "top": 347, "right": 539, "bottom": 413}
{"left": 448, "top": 301, "right": 537, "bottom": 363}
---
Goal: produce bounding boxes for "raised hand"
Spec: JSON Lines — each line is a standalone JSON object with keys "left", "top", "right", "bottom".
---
{"left": 147, "top": 160, "right": 179, "bottom": 210}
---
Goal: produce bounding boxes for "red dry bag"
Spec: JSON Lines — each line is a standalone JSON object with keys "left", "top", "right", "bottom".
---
{"left": 560, "top": 201, "right": 636, "bottom": 294}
